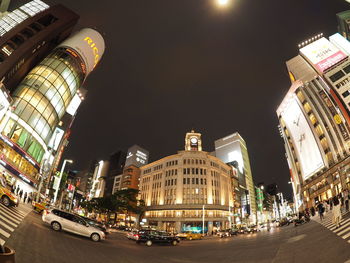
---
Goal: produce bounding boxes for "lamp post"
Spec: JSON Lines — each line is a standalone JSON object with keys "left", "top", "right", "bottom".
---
{"left": 53, "top": 159, "right": 73, "bottom": 204}
{"left": 202, "top": 205, "right": 205, "bottom": 236}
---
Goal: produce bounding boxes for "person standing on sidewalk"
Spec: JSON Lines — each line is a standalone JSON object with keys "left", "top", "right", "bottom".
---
{"left": 344, "top": 189, "right": 349, "bottom": 212}
{"left": 317, "top": 202, "right": 325, "bottom": 221}
{"left": 332, "top": 196, "right": 342, "bottom": 229}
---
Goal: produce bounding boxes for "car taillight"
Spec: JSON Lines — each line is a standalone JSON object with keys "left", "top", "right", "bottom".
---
{"left": 135, "top": 234, "right": 139, "bottom": 240}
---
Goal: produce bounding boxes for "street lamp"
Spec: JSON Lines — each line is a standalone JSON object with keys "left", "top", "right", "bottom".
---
{"left": 53, "top": 159, "right": 73, "bottom": 204}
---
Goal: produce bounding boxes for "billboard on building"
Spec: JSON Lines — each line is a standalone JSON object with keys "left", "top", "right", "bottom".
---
{"left": 281, "top": 96, "right": 325, "bottom": 180}
{"left": 125, "top": 145, "right": 149, "bottom": 168}
{"left": 66, "top": 94, "right": 82, "bottom": 116}
{"left": 329, "top": 33, "right": 350, "bottom": 55}
{"left": 58, "top": 28, "right": 105, "bottom": 76}
{"left": 300, "top": 37, "right": 347, "bottom": 73}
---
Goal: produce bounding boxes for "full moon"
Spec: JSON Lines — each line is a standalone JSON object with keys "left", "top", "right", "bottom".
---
{"left": 217, "top": 0, "right": 229, "bottom": 6}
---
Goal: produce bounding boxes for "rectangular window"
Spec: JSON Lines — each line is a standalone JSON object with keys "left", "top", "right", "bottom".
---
{"left": 187, "top": 178, "right": 190, "bottom": 184}
{"left": 174, "top": 179, "right": 177, "bottom": 185}
{"left": 204, "top": 179, "right": 207, "bottom": 185}
{"left": 196, "top": 178, "right": 199, "bottom": 184}
{"left": 187, "top": 168, "right": 190, "bottom": 174}
{"left": 330, "top": 70, "right": 345, "bottom": 82}
{"left": 192, "top": 168, "right": 195, "bottom": 174}
{"left": 343, "top": 90, "right": 350, "bottom": 98}
{"left": 192, "top": 178, "right": 195, "bottom": 184}
{"left": 183, "top": 168, "right": 186, "bottom": 175}
{"left": 201, "top": 178, "right": 203, "bottom": 184}
{"left": 184, "top": 159, "right": 186, "bottom": 165}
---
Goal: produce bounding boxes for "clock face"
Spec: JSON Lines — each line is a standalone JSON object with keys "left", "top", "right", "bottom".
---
{"left": 190, "top": 137, "right": 198, "bottom": 144}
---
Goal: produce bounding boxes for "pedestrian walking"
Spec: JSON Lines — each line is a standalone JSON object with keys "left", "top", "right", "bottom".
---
{"left": 23, "top": 192, "right": 27, "bottom": 203}
{"left": 311, "top": 206, "right": 315, "bottom": 217}
{"left": 332, "top": 196, "right": 342, "bottom": 228}
{"left": 344, "top": 189, "right": 349, "bottom": 212}
{"left": 19, "top": 189, "right": 23, "bottom": 201}
{"left": 27, "top": 192, "right": 32, "bottom": 204}
{"left": 317, "top": 202, "right": 325, "bottom": 221}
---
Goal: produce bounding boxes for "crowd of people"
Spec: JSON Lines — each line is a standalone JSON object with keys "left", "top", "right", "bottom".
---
{"left": 306, "top": 189, "right": 349, "bottom": 229}
{"left": 11, "top": 184, "right": 33, "bottom": 204}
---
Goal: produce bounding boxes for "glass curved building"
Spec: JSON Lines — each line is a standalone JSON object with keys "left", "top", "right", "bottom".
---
{"left": 0, "top": 27, "right": 104, "bottom": 193}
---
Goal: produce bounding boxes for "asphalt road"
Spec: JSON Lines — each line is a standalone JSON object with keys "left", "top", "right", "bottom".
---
{"left": 4, "top": 210, "right": 350, "bottom": 263}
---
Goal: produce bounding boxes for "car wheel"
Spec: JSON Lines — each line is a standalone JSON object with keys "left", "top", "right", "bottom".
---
{"left": 91, "top": 233, "right": 100, "bottom": 242}
{"left": 172, "top": 240, "right": 178, "bottom": 246}
{"left": 2, "top": 196, "right": 10, "bottom": 207}
{"left": 51, "top": 222, "right": 61, "bottom": 231}
{"left": 145, "top": 240, "right": 152, "bottom": 247}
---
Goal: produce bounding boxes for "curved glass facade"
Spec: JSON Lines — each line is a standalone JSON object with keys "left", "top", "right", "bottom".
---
{"left": 1, "top": 48, "right": 84, "bottom": 164}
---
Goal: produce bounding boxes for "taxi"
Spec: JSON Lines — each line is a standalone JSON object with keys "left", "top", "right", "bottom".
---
{"left": 0, "top": 177, "right": 19, "bottom": 207}
{"left": 32, "top": 201, "right": 49, "bottom": 213}
{"left": 176, "top": 231, "right": 202, "bottom": 240}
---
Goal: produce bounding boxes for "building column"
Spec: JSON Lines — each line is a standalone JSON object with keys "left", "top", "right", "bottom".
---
{"left": 157, "top": 221, "right": 164, "bottom": 230}
{"left": 208, "top": 221, "right": 213, "bottom": 235}
{"left": 175, "top": 221, "right": 181, "bottom": 233}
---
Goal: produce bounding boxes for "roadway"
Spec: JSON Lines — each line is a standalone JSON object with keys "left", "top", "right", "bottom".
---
{"left": 3, "top": 208, "right": 350, "bottom": 263}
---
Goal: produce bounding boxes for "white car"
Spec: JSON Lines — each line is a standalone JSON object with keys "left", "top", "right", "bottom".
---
{"left": 42, "top": 209, "right": 105, "bottom": 242}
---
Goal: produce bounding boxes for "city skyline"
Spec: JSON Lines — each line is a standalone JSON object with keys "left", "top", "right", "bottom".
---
{"left": 10, "top": 0, "right": 350, "bottom": 199}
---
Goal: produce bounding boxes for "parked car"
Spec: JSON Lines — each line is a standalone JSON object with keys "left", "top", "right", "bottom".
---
{"left": 127, "top": 229, "right": 139, "bottom": 240}
{"left": 42, "top": 209, "right": 105, "bottom": 242}
{"left": 176, "top": 231, "right": 202, "bottom": 240}
{"left": 0, "top": 177, "right": 18, "bottom": 207}
{"left": 136, "top": 230, "right": 180, "bottom": 246}
{"left": 79, "top": 216, "right": 110, "bottom": 235}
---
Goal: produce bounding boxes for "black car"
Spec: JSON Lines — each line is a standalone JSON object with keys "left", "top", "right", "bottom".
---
{"left": 136, "top": 230, "right": 180, "bottom": 246}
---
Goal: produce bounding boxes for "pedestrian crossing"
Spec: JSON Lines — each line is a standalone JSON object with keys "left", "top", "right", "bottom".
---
{"left": 312, "top": 209, "right": 350, "bottom": 244}
{"left": 0, "top": 202, "right": 31, "bottom": 246}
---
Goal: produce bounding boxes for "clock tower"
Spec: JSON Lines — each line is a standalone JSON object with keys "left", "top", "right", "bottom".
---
{"left": 185, "top": 130, "right": 202, "bottom": 151}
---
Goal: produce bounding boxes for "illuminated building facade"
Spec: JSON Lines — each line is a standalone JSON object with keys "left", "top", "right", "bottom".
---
{"left": 139, "top": 131, "right": 238, "bottom": 233}
{"left": 0, "top": 0, "right": 105, "bottom": 195}
{"left": 214, "top": 133, "right": 257, "bottom": 223}
{"left": 277, "top": 33, "right": 350, "bottom": 210}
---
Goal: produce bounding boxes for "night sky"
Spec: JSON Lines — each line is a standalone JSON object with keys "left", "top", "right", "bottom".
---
{"left": 13, "top": 0, "right": 350, "bottom": 198}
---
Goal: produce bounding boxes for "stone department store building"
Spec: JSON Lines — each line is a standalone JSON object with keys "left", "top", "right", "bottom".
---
{"left": 139, "top": 131, "right": 240, "bottom": 233}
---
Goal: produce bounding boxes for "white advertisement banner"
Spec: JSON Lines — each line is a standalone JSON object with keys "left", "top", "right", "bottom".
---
{"left": 300, "top": 37, "right": 347, "bottom": 72}
{"left": 281, "top": 96, "right": 325, "bottom": 180}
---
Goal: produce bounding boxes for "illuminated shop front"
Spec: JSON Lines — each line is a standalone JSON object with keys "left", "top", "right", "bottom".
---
{"left": 0, "top": 28, "right": 105, "bottom": 192}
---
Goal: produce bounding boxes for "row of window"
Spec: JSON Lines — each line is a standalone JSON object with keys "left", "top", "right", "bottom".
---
{"left": 153, "top": 164, "right": 163, "bottom": 171}
{"left": 165, "top": 179, "right": 177, "bottom": 186}
{"left": 183, "top": 159, "right": 206, "bottom": 165}
{"left": 165, "top": 169, "right": 177, "bottom": 176}
{"left": 183, "top": 177, "right": 207, "bottom": 185}
{"left": 0, "top": 13, "right": 57, "bottom": 63}
{"left": 143, "top": 168, "right": 151, "bottom": 175}
{"left": 152, "top": 173, "right": 162, "bottom": 180}
{"left": 166, "top": 160, "right": 178, "bottom": 167}
{"left": 183, "top": 168, "right": 207, "bottom": 175}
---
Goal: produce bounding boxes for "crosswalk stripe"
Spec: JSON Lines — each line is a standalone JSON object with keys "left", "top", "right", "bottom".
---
{"left": 342, "top": 231, "right": 350, "bottom": 240}
{"left": 312, "top": 209, "right": 350, "bottom": 242}
{"left": 0, "top": 207, "right": 23, "bottom": 221}
{"left": 333, "top": 219, "right": 350, "bottom": 233}
{"left": 0, "top": 215, "right": 18, "bottom": 228}
{"left": 0, "top": 237, "right": 4, "bottom": 246}
{"left": 0, "top": 228, "right": 10, "bottom": 238}
{"left": 0, "top": 219, "right": 15, "bottom": 232}
{"left": 0, "top": 203, "right": 26, "bottom": 217}
{"left": 0, "top": 206, "right": 24, "bottom": 219}
{"left": 0, "top": 209, "right": 22, "bottom": 224}
{"left": 0, "top": 210, "right": 21, "bottom": 224}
